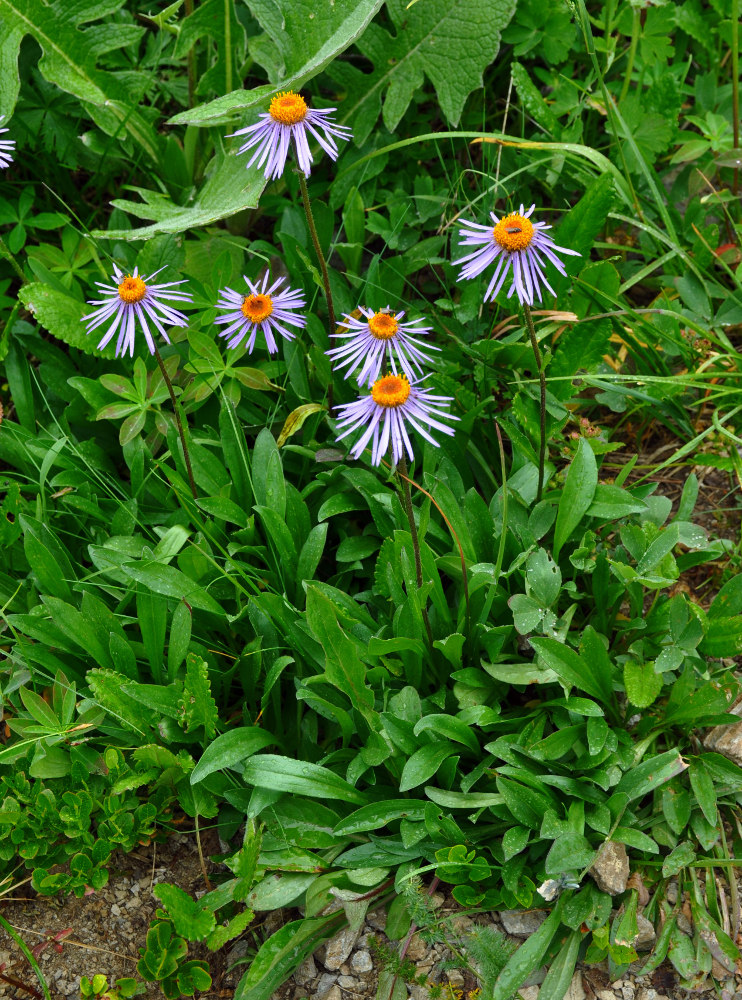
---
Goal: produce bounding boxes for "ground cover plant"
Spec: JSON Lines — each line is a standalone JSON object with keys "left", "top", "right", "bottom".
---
{"left": 0, "top": 0, "right": 742, "bottom": 998}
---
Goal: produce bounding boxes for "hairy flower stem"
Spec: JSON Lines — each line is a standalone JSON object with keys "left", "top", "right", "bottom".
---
{"left": 298, "top": 174, "right": 337, "bottom": 408}
{"left": 153, "top": 346, "right": 197, "bottom": 501}
{"left": 0, "top": 234, "right": 25, "bottom": 283}
{"left": 523, "top": 302, "right": 546, "bottom": 503}
{"left": 396, "top": 455, "right": 433, "bottom": 650}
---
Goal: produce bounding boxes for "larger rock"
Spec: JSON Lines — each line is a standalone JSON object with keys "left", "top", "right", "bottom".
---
{"left": 323, "top": 926, "right": 362, "bottom": 971}
{"left": 499, "top": 910, "right": 548, "bottom": 936}
{"left": 590, "top": 841, "right": 629, "bottom": 895}
{"left": 705, "top": 699, "right": 742, "bottom": 765}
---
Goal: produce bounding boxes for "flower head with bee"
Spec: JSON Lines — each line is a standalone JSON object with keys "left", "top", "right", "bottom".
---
{"left": 455, "top": 203, "right": 580, "bottom": 306}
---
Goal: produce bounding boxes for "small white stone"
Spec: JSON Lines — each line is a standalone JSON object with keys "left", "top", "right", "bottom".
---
{"left": 314, "top": 972, "right": 337, "bottom": 996}
{"left": 316, "top": 986, "right": 341, "bottom": 1000}
{"left": 350, "top": 950, "right": 373, "bottom": 974}
{"left": 564, "top": 971, "right": 585, "bottom": 1000}
{"left": 405, "top": 932, "right": 429, "bottom": 962}
{"left": 519, "top": 988, "right": 540, "bottom": 1000}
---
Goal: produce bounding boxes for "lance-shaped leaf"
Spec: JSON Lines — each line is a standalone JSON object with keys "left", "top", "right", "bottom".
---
{"left": 94, "top": 149, "right": 267, "bottom": 240}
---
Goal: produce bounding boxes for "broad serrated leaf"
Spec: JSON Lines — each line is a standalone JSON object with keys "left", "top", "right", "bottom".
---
{"left": 154, "top": 884, "right": 216, "bottom": 941}
{"left": 18, "top": 283, "right": 116, "bottom": 359}
{"left": 168, "top": 0, "right": 386, "bottom": 126}
{"left": 87, "top": 668, "right": 154, "bottom": 735}
{"left": 623, "top": 660, "right": 662, "bottom": 709}
{"left": 207, "top": 907, "right": 255, "bottom": 951}
{"left": 179, "top": 654, "right": 218, "bottom": 740}
{"left": 329, "top": 0, "right": 516, "bottom": 146}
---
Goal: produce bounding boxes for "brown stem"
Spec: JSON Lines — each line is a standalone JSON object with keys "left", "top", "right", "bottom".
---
{"left": 523, "top": 302, "right": 546, "bottom": 503}
{"left": 298, "top": 173, "right": 336, "bottom": 334}
{"left": 153, "top": 346, "right": 197, "bottom": 501}
{"left": 396, "top": 454, "right": 433, "bottom": 650}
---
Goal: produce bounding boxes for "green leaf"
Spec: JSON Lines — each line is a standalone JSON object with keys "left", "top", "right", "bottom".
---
{"left": 169, "top": 0, "right": 386, "bottom": 125}
{"left": 526, "top": 548, "right": 562, "bottom": 606}
{"left": 586, "top": 483, "right": 648, "bottom": 519}
{"left": 154, "top": 884, "right": 216, "bottom": 941}
{"left": 491, "top": 899, "right": 564, "bottom": 999}
{"left": 553, "top": 437, "right": 597, "bottom": 558}
{"left": 662, "top": 841, "right": 696, "bottom": 878}
{"left": 243, "top": 754, "right": 367, "bottom": 804}
{"left": 0, "top": 0, "right": 159, "bottom": 161}
{"left": 413, "top": 714, "right": 479, "bottom": 753}
{"left": 121, "top": 561, "right": 225, "bottom": 615}
{"left": 545, "top": 833, "right": 597, "bottom": 874}
{"left": 97, "top": 149, "right": 267, "bottom": 241}
{"left": 510, "top": 61, "right": 560, "bottom": 135}
{"left": 328, "top": 0, "right": 517, "bottom": 145}
{"left": 18, "top": 283, "right": 114, "bottom": 358}
{"left": 612, "top": 749, "right": 688, "bottom": 803}
{"left": 234, "top": 915, "right": 341, "bottom": 1000}
{"left": 333, "top": 801, "right": 428, "bottom": 836}
{"left": 179, "top": 654, "right": 218, "bottom": 740}
{"left": 191, "top": 728, "right": 277, "bottom": 784}
{"left": 399, "top": 742, "right": 458, "bottom": 792}
{"left": 530, "top": 635, "right": 609, "bottom": 702}
{"left": 174, "top": 0, "right": 246, "bottom": 97}
{"left": 688, "top": 759, "right": 716, "bottom": 826}
{"left": 624, "top": 661, "right": 662, "bottom": 709}
{"left": 538, "top": 929, "right": 581, "bottom": 1000}
{"left": 252, "top": 427, "right": 285, "bottom": 518}
{"left": 304, "top": 586, "right": 378, "bottom": 725}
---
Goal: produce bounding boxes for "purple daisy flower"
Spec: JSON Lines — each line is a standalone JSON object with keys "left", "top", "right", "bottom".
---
{"left": 335, "top": 373, "right": 458, "bottom": 467}
{"left": 327, "top": 306, "right": 440, "bottom": 388}
{"left": 215, "top": 273, "right": 306, "bottom": 354}
{"left": 0, "top": 116, "right": 15, "bottom": 169}
{"left": 456, "top": 203, "right": 581, "bottom": 306}
{"left": 83, "top": 265, "right": 192, "bottom": 357}
{"left": 228, "top": 90, "right": 352, "bottom": 181}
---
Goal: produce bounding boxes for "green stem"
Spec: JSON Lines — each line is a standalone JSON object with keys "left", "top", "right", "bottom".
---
{"left": 153, "top": 346, "right": 198, "bottom": 501}
{"left": 396, "top": 454, "right": 433, "bottom": 650}
{"left": 523, "top": 302, "right": 547, "bottom": 503}
{"left": 299, "top": 172, "right": 336, "bottom": 409}
{"left": 618, "top": 8, "right": 640, "bottom": 106}
{"left": 185, "top": 0, "right": 196, "bottom": 109}
{"left": 0, "top": 234, "right": 25, "bottom": 283}
{"left": 0, "top": 912, "right": 51, "bottom": 1000}
{"left": 732, "top": 0, "right": 739, "bottom": 195}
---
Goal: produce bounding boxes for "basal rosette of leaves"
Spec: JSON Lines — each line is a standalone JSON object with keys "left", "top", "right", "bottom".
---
{"left": 1, "top": 2, "right": 742, "bottom": 1000}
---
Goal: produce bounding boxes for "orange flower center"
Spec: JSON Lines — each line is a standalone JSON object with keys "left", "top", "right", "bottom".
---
{"left": 367, "top": 312, "right": 399, "bottom": 340}
{"left": 371, "top": 373, "right": 411, "bottom": 408}
{"left": 241, "top": 293, "right": 274, "bottom": 323}
{"left": 269, "top": 91, "right": 308, "bottom": 126}
{"left": 117, "top": 275, "right": 147, "bottom": 304}
{"left": 492, "top": 213, "right": 534, "bottom": 252}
